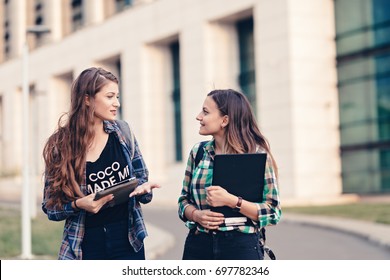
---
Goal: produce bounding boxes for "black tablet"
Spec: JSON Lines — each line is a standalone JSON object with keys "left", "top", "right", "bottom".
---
{"left": 93, "top": 177, "right": 138, "bottom": 206}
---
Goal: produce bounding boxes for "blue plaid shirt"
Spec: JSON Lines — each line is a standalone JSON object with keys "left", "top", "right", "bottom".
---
{"left": 42, "top": 120, "right": 152, "bottom": 260}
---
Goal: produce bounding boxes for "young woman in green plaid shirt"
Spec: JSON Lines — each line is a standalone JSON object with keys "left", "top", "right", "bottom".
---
{"left": 178, "top": 89, "right": 281, "bottom": 260}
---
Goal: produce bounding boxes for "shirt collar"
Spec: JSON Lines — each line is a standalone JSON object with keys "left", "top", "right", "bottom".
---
{"left": 204, "top": 139, "right": 216, "bottom": 158}
{"left": 103, "top": 120, "right": 117, "bottom": 134}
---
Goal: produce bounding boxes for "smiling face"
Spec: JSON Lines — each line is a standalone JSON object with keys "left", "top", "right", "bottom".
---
{"left": 196, "top": 96, "right": 228, "bottom": 138}
{"left": 90, "top": 81, "right": 120, "bottom": 122}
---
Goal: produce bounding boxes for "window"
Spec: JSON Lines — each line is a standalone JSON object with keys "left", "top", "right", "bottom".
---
{"left": 335, "top": 0, "right": 390, "bottom": 193}
{"left": 236, "top": 17, "right": 257, "bottom": 115}
{"left": 380, "top": 149, "right": 390, "bottom": 190}
{"left": 35, "top": 1, "right": 44, "bottom": 25}
{"left": 170, "top": 41, "right": 182, "bottom": 162}
{"left": 34, "top": 0, "right": 45, "bottom": 46}
{"left": 3, "top": 0, "right": 11, "bottom": 59}
{"left": 71, "top": 0, "right": 84, "bottom": 31}
{"left": 116, "top": 0, "right": 133, "bottom": 12}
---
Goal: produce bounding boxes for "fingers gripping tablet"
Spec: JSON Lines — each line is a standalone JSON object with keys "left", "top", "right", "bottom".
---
{"left": 93, "top": 177, "right": 138, "bottom": 206}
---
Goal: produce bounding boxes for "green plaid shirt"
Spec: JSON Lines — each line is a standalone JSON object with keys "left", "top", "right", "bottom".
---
{"left": 178, "top": 140, "right": 281, "bottom": 234}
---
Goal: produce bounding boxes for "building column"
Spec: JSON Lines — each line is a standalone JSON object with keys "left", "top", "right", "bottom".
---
{"left": 11, "top": 0, "right": 27, "bottom": 58}
{"left": 45, "top": 0, "right": 64, "bottom": 41}
{"left": 85, "top": 0, "right": 105, "bottom": 26}
{"left": 255, "top": 0, "right": 342, "bottom": 202}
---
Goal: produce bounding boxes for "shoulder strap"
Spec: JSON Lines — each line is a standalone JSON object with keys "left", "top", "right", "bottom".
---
{"left": 259, "top": 227, "right": 276, "bottom": 260}
{"left": 116, "top": 120, "right": 135, "bottom": 160}
{"left": 194, "top": 141, "right": 207, "bottom": 168}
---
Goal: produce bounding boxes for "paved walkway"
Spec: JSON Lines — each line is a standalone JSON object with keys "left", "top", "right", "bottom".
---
{"left": 1, "top": 177, "right": 390, "bottom": 259}
{"left": 281, "top": 213, "right": 390, "bottom": 251}
{"left": 143, "top": 211, "right": 390, "bottom": 260}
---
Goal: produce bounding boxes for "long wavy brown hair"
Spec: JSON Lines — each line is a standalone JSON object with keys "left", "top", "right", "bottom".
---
{"left": 208, "top": 89, "right": 278, "bottom": 177}
{"left": 43, "top": 67, "right": 118, "bottom": 209}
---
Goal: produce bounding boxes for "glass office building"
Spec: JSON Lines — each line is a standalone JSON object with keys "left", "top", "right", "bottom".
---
{"left": 335, "top": 0, "right": 390, "bottom": 193}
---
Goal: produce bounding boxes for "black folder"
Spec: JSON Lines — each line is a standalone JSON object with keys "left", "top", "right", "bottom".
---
{"left": 211, "top": 153, "right": 267, "bottom": 225}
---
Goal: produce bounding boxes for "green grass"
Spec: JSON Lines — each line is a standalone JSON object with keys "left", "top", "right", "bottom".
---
{"left": 0, "top": 208, "right": 63, "bottom": 259}
{"left": 283, "top": 202, "right": 390, "bottom": 225}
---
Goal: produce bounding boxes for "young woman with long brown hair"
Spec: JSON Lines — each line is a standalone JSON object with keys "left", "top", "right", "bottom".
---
{"left": 42, "top": 67, "right": 160, "bottom": 260}
{"left": 178, "top": 89, "right": 281, "bottom": 260}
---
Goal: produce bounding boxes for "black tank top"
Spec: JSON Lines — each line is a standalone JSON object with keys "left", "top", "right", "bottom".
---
{"left": 85, "top": 133, "right": 131, "bottom": 228}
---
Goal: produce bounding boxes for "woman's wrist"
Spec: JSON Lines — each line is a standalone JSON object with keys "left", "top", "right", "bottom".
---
{"left": 189, "top": 207, "right": 198, "bottom": 222}
{"left": 228, "top": 194, "right": 239, "bottom": 208}
{"left": 73, "top": 199, "right": 81, "bottom": 211}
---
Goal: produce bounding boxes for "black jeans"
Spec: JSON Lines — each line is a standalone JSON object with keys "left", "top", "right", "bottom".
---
{"left": 81, "top": 220, "right": 145, "bottom": 260}
{"left": 182, "top": 229, "right": 264, "bottom": 260}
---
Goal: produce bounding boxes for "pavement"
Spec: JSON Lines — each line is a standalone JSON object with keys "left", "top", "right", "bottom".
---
{"left": 1, "top": 177, "right": 390, "bottom": 259}
{"left": 143, "top": 212, "right": 390, "bottom": 260}
{"left": 144, "top": 222, "right": 175, "bottom": 260}
{"left": 281, "top": 213, "right": 390, "bottom": 251}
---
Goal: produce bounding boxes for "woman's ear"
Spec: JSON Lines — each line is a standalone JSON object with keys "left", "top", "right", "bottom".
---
{"left": 84, "top": 94, "right": 90, "bottom": 106}
{"left": 221, "top": 115, "right": 229, "bottom": 128}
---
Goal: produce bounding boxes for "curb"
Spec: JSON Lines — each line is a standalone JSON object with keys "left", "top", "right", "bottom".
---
{"left": 282, "top": 213, "right": 390, "bottom": 251}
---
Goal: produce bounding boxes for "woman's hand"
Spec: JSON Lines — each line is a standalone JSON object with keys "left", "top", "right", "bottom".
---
{"left": 129, "top": 182, "right": 161, "bottom": 197}
{"left": 75, "top": 193, "right": 114, "bottom": 214}
{"left": 193, "top": 209, "right": 225, "bottom": 230}
{"left": 206, "top": 186, "right": 236, "bottom": 208}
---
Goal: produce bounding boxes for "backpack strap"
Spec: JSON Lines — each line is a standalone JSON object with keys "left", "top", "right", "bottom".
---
{"left": 116, "top": 120, "right": 135, "bottom": 160}
{"left": 194, "top": 141, "right": 207, "bottom": 168}
{"left": 259, "top": 227, "right": 276, "bottom": 260}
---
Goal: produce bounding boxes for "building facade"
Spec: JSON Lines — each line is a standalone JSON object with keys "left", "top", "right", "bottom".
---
{"left": 1, "top": 0, "right": 385, "bottom": 205}
{"left": 335, "top": 0, "right": 390, "bottom": 194}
